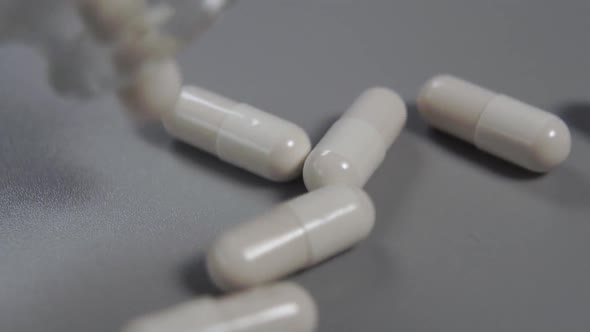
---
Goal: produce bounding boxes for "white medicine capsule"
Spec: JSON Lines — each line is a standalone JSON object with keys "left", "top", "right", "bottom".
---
{"left": 123, "top": 282, "right": 317, "bottom": 332}
{"left": 162, "top": 86, "right": 312, "bottom": 182}
{"left": 78, "top": 0, "right": 147, "bottom": 42}
{"left": 206, "top": 185, "right": 375, "bottom": 291}
{"left": 119, "top": 59, "right": 182, "bottom": 117}
{"left": 303, "top": 87, "right": 407, "bottom": 191}
{"left": 417, "top": 75, "right": 571, "bottom": 172}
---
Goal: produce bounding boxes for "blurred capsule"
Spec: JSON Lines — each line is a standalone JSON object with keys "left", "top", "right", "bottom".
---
{"left": 119, "top": 59, "right": 182, "bottom": 117}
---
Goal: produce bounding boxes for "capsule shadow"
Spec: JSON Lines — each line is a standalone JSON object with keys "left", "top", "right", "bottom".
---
{"left": 427, "top": 129, "right": 542, "bottom": 180}
{"left": 173, "top": 141, "right": 273, "bottom": 186}
{"left": 178, "top": 255, "right": 223, "bottom": 296}
{"left": 173, "top": 140, "right": 309, "bottom": 201}
{"left": 290, "top": 247, "right": 356, "bottom": 280}
{"left": 308, "top": 113, "right": 341, "bottom": 144}
{"left": 404, "top": 102, "right": 429, "bottom": 135}
{"left": 559, "top": 102, "right": 590, "bottom": 137}
{"left": 294, "top": 242, "right": 397, "bottom": 314}
{"left": 133, "top": 119, "right": 170, "bottom": 147}
{"left": 366, "top": 132, "right": 423, "bottom": 235}
{"left": 406, "top": 102, "right": 590, "bottom": 207}
{"left": 518, "top": 165, "right": 590, "bottom": 209}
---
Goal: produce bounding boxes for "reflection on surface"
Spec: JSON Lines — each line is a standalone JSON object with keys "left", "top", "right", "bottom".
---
{"left": 560, "top": 102, "right": 590, "bottom": 137}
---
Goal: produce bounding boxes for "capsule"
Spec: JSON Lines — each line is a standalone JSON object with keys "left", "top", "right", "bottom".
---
{"left": 303, "top": 87, "right": 407, "bottom": 191}
{"left": 123, "top": 282, "right": 317, "bottom": 332}
{"left": 78, "top": 0, "right": 147, "bottom": 42}
{"left": 417, "top": 75, "right": 571, "bottom": 172}
{"left": 80, "top": 0, "right": 235, "bottom": 66}
{"left": 207, "top": 185, "right": 375, "bottom": 291}
{"left": 162, "top": 86, "right": 312, "bottom": 182}
{"left": 119, "top": 59, "right": 182, "bottom": 117}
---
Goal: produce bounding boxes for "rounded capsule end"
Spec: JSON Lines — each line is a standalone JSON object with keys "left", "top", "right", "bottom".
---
{"left": 365, "top": 86, "right": 404, "bottom": 103}
{"left": 267, "top": 127, "right": 312, "bottom": 182}
{"left": 303, "top": 152, "right": 362, "bottom": 191}
{"left": 279, "top": 283, "right": 319, "bottom": 332}
{"left": 350, "top": 187, "right": 377, "bottom": 236}
{"left": 416, "top": 74, "right": 456, "bottom": 116}
{"left": 529, "top": 116, "right": 571, "bottom": 172}
{"left": 206, "top": 234, "right": 253, "bottom": 292}
{"left": 119, "top": 60, "right": 182, "bottom": 118}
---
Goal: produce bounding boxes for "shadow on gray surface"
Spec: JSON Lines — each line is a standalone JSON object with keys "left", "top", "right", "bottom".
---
{"left": 405, "top": 103, "right": 590, "bottom": 208}
{"left": 173, "top": 141, "right": 276, "bottom": 187}
{"left": 426, "top": 130, "right": 543, "bottom": 180}
{"left": 180, "top": 243, "right": 397, "bottom": 301}
{"left": 135, "top": 116, "right": 321, "bottom": 203}
{"left": 298, "top": 242, "right": 398, "bottom": 332}
{"left": 405, "top": 103, "right": 542, "bottom": 180}
{"left": 308, "top": 113, "right": 341, "bottom": 144}
{"left": 404, "top": 103, "right": 429, "bottom": 134}
{"left": 178, "top": 255, "right": 223, "bottom": 296}
{"left": 172, "top": 140, "right": 309, "bottom": 201}
{"left": 521, "top": 166, "right": 590, "bottom": 208}
{"left": 366, "top": 133, "right": 423, "bottom": 235}
{"left": 560, "top": 102, "right": 590, "bottom": 136}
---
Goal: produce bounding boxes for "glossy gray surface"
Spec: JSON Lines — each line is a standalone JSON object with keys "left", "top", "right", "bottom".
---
{"left": 1, "top": 1, "right": 589, "bottom": 331}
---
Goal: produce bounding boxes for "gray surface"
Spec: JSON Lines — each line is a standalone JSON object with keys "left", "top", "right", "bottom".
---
{"left": 1, "top": 1, "right": 590, "bottom": 331}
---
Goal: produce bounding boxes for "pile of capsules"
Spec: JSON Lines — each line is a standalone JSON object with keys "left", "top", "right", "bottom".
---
{"left": 80, "top": 2, "right": 572, "bottom": 332}
{"left": 119, "top": 65, "right": 572, "bottom": 332}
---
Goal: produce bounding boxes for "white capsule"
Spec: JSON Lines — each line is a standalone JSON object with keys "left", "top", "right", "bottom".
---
{"left": 207, "top": 185, "right": 375, "bottom": 291}
{"left": 123, "top": 282, "right": 317, "bottom": 332}
{"left": 162, "top": 86, "right": 312, "bottom": 182}
{"left": 119, "top": 59, "right": 183, "bottom": 118}
{"left": 78, "top": 0, "right": 147, "bottom": 42}
{"left": 418, "top": 75, "right": 571, "bottom": 172}
{"left": 303, "top": 87, "right": 407, "bottom": 191}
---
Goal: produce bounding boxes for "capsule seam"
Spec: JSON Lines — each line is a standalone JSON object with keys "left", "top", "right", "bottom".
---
{"left": 344, "top": 115, "right": 391, "bottom": 147}
{"left": 283, "top": 204, "right": 315, "bottom": 268}
{"left": 214, "top": 104, "right": 259, "bottom": 164}
{"left": 338, "top": 117, "right": 389, "bottom": 153}
{"left": 214, "top": 104, "right": 239, "bottom": 160}
{"left": 472, "top": 93, "right": 500, "bottom": 144}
